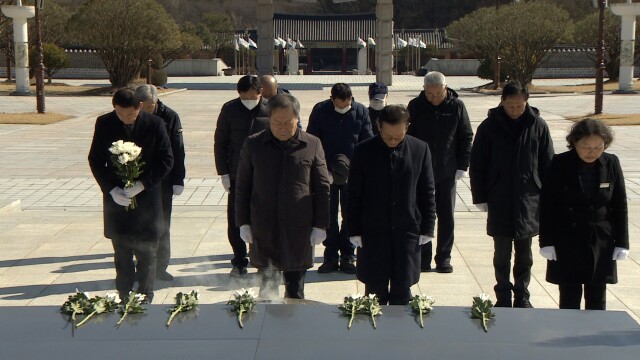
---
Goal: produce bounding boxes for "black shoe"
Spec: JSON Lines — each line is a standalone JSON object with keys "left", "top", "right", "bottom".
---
{"left": 156, "top": 271, "right": 174, "bottom": 281}
{"left": 421, "top": 265, "right": 432, "bottom": 272}
{"left": 318, "top": 260, "right": 339, "bottom": 273}
{"left": 513, "top": 298, "right": 533, "bottom": 308}
{"left": 435, "top": 264, "right": 453, "bottom": 273}
{"left": 494, "top": 300, "right": 512, "bottom": 308}
{"left": 230, "top": 266, "right": 248, "bottom": 276}
{"left": 339, "top": 259, "right": 356, "bottom": 274}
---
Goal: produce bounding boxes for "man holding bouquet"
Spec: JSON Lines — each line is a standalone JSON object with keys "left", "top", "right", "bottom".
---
{"left": 88, "top": 88, "right": 173, "bottom": 303}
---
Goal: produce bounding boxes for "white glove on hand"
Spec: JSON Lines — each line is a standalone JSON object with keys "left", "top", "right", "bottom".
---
{"left": 123, "top": 181, "right": 144, "bottom": 198}
{"left": 612, "top": 247, "right": 629, "bottom": 261}
{"left": 239, "top": 224, "right": 253, "bottom": 244}
{"left": 350, "top": 236, "right": 362, "bottom": 248}
{"left": 173, "top": 185, "right": 184, "bottom": 196}
{"left": 455, "top": 170, "right": 467, "bottom": 180}
{"left": 310, "top": 227, "right": 327, "bottom": 245}
{"left": 109, "top": 187, "right": 131, "bottom": 207}
{"left": 419, "top": 235, "right": 433, "bottom": 245}
{"left": 475, "top": 203, "right": 488, "bottom": 212}
{"left": 540, "top": 246, "right": 557, "bottom": 261}
{"left": 221, "top": 174, "right": 231, "bottom": 192}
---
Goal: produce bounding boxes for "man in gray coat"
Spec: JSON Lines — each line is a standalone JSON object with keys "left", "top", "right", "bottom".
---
{"left": 235, "top": 94, "right": 331, "bottom": 299}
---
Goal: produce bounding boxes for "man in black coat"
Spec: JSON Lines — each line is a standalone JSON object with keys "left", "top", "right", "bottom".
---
{"left": 214, "top": 75, "right": 269, "bottom": 276}
{"left": 348, "top": 105, "right": 436, "bottom": 305}
{"left": 136, "top": 85, "right": 186, "bottom": 281}
{"left": 88, "top": 88, "right": 173, "bottom": 303}
{"left": 470, "top": 82, "right": 554, "bottom": 308}
{"left": 407, "top": 71, "right": 473, "bottom": 273}
{"left": 307, "top": 83, "right": 373, "bottom": 274}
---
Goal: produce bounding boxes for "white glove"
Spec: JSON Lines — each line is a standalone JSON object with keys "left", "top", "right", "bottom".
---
{"left": 455, "top": 170, "right": 467, "bottom": 180}
{"left": 123, "top": 181, "right": 144, "bottom": 198}
{"left": 350, "top": 236, "right": 362, "bottom": 248}
{"left": 540, "top": 246, "right": 557, "bottom": 261}
{"left": 310, "top": 227, "right": 327, "bottom": 245}
{"left": 419, "top": 235, "right": 433, "bottom": 245}
{"left": 173, "top": 185, "right": 184, "bottom": 196}
{"left": 475, "top": 203, "right": 488, "bottom": 212}
{"left": 109, "top": 187, "right": 132, "bottom": 207}
{"left": 221, "top": 174, "right": 231, "bottom": 192}
{"left": 612, "top": 247, "right": 629, "bottom": 261}
{"left": 239, "top": 224, "right": 253, "bottom": 244}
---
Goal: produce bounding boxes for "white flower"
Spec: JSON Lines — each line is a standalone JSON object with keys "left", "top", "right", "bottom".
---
{"left": 118, "top": 153, "right": 130, "bottom": 165}
{"left": 348, "top": 293, "right": 363, "bottom": 300}
{"left": 477, "top": 293, "right": 490, "bottom": 302}
{"left": 134, "top": 293, "right": 146, "bottom": 302}
{"left": 105, "top": 293, "right": 121, "bottom": 304}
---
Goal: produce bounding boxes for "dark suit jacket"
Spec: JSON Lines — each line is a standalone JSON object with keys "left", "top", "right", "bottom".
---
{"left": 348, "top": 135, "right": 436, "bottom": 287}
{"left": 540, "top": 150, "right": 628, "bottom": 284}
{"left": 88, "top": 110, "right": 173, "bottom": 241}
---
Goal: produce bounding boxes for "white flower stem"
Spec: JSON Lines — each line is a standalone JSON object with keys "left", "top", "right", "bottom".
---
{"left": 76, "top": 310, "right": 96, "bottom": 328}
{"left": 482, "top": 313, "right": 488, "bottom": 332}
{"left": 419, "top": 310, "right": 424, "bottom": 329}
{"left": 238, "top": 308, "right": 245, "bottom": 328}
{"left": 348, "top": 305, "right": 356, "bottom": 329}
{"left": 166, "top": 306, "right": 182, "bottom": 326}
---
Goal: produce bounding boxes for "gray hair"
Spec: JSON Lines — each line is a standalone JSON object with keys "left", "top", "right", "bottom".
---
{"left": 424, "top": 71, "right": 446, "bottom": 87}
{"left": 135, "top": 84, "right": 158, "bottom": 103}
{"left": 267, "top": 94, "right": 300, "bottom": 119}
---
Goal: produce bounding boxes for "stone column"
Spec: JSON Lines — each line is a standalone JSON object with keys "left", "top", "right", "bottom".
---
{"left": 1, "top": 3, "right": 35, "bottom": 94}
{"left": 256, "top": 0, "right": 274, "bottom": 76}
{"left": 376, "top": 0, "right": 393, "bottom": 85}
{"left": 357, "top": 47, "right": 367, "bottom": 74}
{"left": 611, "top": 1, "right": 640, "bottom": 93}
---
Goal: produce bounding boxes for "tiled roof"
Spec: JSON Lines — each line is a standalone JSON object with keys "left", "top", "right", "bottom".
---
{"left": 273, "top": 13, "right": 376, "bottom": 42}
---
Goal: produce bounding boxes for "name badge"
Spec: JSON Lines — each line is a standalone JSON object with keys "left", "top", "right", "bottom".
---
{"left": 599, "top": 183, "right": 610, "bottom": 189}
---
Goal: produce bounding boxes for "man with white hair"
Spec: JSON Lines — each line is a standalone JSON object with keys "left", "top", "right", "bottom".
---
{"left": 136, "top": 84, "right": 186, "bottom": 281}
{"left": 407, "top": 71, "right": 473, "bottom": 273}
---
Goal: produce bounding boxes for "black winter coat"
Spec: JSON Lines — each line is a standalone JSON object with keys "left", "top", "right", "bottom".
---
{"left": 407, "top": 89, "right": 473, "bottom": 182}
{"left": 156, "top": 100, "right": 186, "bottom": 188}
{"left": 214, "top": 97, "right": 269, "bottom": 180}
{"left": 306, "top": 98, "right": 373, "bottom": 169}
{"left": 540, "top": 150, "right": 628, "bottom": 284}
{"left": 348, "top": 135, "right": 436, "bottom": 287}
{"left": 470, "top": 105, "right": 554, "bottom": 239}
{"left": 88, "top": 111, "right": 173, "bottom": 241}
{"left": 235, "top": 130, "right": 331, "bottom": 271}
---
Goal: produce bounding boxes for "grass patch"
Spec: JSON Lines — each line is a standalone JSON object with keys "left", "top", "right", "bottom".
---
{"left": 565, "top": 113, "right": 640, "bottom": 126}
{"left": 0, "top": 112, "right": 74, "bottom": 125}
{"left": 473, "top": 80, "right": 640, "bottom": 95}
{"left": 0, "top": 79, "right": 175, "bottom": 96}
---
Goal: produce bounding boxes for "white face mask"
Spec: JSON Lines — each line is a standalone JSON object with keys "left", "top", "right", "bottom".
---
{"left": 334, "top": 105, "right": 351, "bottom": 114}
{"left": 241, "top": 98, "right": 260, "bottom": 110}
{"left": 370, "top": 99, "right": 386, "bottom": 111}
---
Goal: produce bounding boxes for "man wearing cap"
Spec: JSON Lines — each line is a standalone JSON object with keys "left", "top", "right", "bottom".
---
{"left": 368, "top": 82, "right": 388, "bottom": 136}
{"left": 348, "top": 105, "right": 436, "bottom": 305}
{"left": 307, "top": 83, "right": 374, "bottom": 274}
{"left": 407, "top": 71, "right": 473, "bottom": 273}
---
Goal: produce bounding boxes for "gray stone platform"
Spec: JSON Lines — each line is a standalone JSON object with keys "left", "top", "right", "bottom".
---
{"left": 0, "top": 76, "right": 638, "bottom": 324}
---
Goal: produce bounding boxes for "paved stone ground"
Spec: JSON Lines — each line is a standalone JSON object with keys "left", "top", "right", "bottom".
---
{"left": 0, "top": 75, "right": 639, "bottom": 323}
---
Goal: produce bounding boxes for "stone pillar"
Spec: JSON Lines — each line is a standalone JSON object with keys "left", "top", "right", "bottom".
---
{"left": 376, "top": 0, "right": 393, "bottom": 85}
{"left": 1, "top": 3, "right": 35, "bottom": 94}
{"left": 287, "top": 48, "right": 299, "bottom": 75}
{"left": 611, "top": 1, "right": 640, "bottom": 93}
{"left": 256, "top": 0, "right": 274, "bottom": 76}
{"left": 357, "top": 47, "right": 367, "bottom": 74}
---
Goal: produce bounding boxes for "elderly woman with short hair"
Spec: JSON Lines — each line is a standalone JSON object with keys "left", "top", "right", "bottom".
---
{"left": 539, "top": 118, "right": 629, "bottom": 310}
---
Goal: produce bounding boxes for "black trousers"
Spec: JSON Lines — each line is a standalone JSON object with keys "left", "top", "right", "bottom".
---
{"left": 227, "top": 179, "right": 248, "bottom": 268}
{"left": 365, "top": 281, "right": 411, "bottom": 305}
{"left": 111, "top": 237, "right": 158, "bottom": 303}
{"left": 559, "top": 284, "right": 607, "bottom": 310}
{"left": 493, "top": 237, "right": 533, "bottom": 303}
{"left": 259, "top": 268, "right": 307, "bottom": 299}
{"left": 324, "top": 184, "right": 353, "bottom": 262}
{"left": 157, "top": 183, "right": 173, "bottom": 273}
{"left": 421, "top": 177, "right": 456, "bottom": 268}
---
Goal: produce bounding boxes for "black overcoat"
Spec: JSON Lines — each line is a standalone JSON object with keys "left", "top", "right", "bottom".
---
{"left": 348, "top": 135, "right": 436, "bottom": 287}
{"left": 539, "top": 150, "right": 628, "bottom": 284}
{"left": 469, "top": 105, "right": 554, "bottom": 239}
{"left": 156, "top": 100, "right": 186, "bottom": 188}
{"left": 88, "top": 111, "right": 173, "bottom": 241}
{"left": 235, "top": 129, "right": 331, "bottom": 271}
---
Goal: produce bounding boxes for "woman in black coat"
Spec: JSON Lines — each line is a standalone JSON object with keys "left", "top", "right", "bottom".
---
{"left": 539, "top": 118, "right": 629, "bottom": 310}
{"left": 348, "top": 105, "right": 436, "bottom": 305}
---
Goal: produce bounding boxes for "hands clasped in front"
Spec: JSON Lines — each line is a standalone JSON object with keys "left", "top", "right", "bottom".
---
{"left": 349, "top": 235, "right": 433, "bottom": 249}
{"left": 239, "top": 225, "right": 326, "bottom": 246}
{"left": 540, "top": 246, "right": 629, "bottom": 261}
